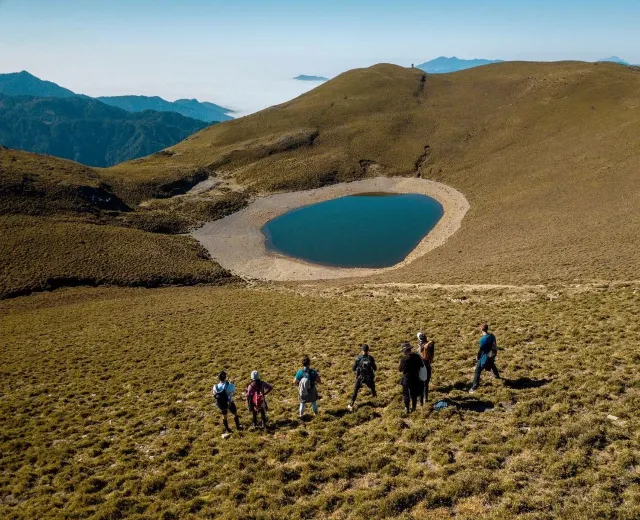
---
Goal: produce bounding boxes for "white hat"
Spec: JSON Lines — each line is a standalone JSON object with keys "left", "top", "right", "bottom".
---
{"left": 251, "top": 370, "right": 260, "bottom": 381}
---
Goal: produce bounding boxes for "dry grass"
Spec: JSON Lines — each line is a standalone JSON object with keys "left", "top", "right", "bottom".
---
{"left": 106, "top": 61, "right": 640, "bottom": 284}
{"left": 1, "top": 283, "right": 639, "bottom": 519}
{"left": 0, "top": 215, "right": 232, "bottom": 298}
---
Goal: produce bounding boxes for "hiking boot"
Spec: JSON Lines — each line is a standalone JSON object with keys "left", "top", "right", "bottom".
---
{"left": 469, "top": 388, "right": 476, "bottom": 394}
{"left": 347, "top": 403, "right": 354, "bottom": 412}
{"left": 493, "top": 374, "right": 501, "bottom": 380}
{"left": 404, "top": 408, "right": 411, "bottom": 415}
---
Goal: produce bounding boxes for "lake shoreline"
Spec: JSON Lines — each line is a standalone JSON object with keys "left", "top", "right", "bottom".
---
{"left": 192, "top": 176, "right": 470, "bottom": 281}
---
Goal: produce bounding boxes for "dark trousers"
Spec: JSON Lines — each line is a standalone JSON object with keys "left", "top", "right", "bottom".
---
{"left": 251, "top": 407, "right": 267, "bottom": 427}
{"left": 350, "top": 377, "right": 376, "bottom": 404}
{"left": 402, "top": 379, "right": 422, "bottom": 411}
{"left": 472, "top": 359, "right": 500, "bottom": 390}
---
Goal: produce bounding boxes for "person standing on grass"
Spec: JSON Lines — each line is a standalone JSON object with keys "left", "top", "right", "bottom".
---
{"left": 212, "top": 371, "right": 242, "bottom": 434}
{"left": 417, "top": 332, "right": 435, "bottom": 403}
{"left": 348, "top": 344, "right": 377, "bottom": 412}
{"left": 398, "top": 342, "right": 423, "bottom": 413}
{"left": 246, "top": 370, "right": 273, "bottom": 429}
{"left": 469, "top": 323, "right": 500, "bottom": 393}
{"left": 293, "top": 355, "right": 321, "bottom": 418}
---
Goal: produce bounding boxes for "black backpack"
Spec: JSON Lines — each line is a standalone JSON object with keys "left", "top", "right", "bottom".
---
{"left": 358, "top": 356, "right": 375, "bottom": 382}
{"left": 214, "top": 382, "right": 230, "bottom": 408}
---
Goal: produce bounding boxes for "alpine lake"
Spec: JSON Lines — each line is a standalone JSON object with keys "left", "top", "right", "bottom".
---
{"left": 261, "top": 192, "right": 444, "bottom": 268}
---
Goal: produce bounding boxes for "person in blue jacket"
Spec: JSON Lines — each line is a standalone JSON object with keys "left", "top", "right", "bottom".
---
{"left": 469, "top": 323, "right": 500, "bottom": 393}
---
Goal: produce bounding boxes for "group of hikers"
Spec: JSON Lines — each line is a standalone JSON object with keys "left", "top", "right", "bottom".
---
{"left": 212, "top": 323, "right": 500, "bottom": 434}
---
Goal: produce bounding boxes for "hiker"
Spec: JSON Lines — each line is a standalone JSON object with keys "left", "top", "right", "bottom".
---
{"left": 469, "top": 323, "right": 500, "bottom": 393}
{"left": 417, "top": 332, "right": 435, "bottom": 403}
{"left": 348, "top": 344, "right": 377, "bottom": 411}
{"left": 246, "top": 370, "right": 273, "bottom": 428}
{"left": 398, "top": 342, "right": 423, "bottom": 413}
{"left": 293, "top": 355, "right": 321, "bottom": 417}
{"left": 212, "top": 371, "right": 242, "bottom": 433}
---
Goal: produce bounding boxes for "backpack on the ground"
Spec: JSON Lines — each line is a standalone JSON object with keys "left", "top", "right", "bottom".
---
{"left": 358, "top": 356, "right": 375, "bottom": 382}
{"left": 298, "top": 369, "right": 315, "bottom": 401}
{"left": 214, "top": 382, "right": 230, "bottom": 408}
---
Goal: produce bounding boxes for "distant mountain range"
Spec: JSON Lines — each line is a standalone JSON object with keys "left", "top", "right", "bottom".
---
{"left": 417, "top": 56, "right": 504, "bottom": 73}
{"left": 96, "top": 96, "right": 233, "bottom": 123}
{"left": 0, "top": 93, "right": 208, "bottom": 167}
{"left": 0, "top": 71, "right": 233, "bottom": 166}
{"left": 0, "top": 71, "right": 233, "bottom": 123}
{"left": 294, "top": 75, "right": 329, "bottom": 82}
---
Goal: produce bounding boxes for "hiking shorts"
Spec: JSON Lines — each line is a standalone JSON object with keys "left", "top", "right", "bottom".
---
{"left": 216, "top": 401, "right": 237, "bottom": 414}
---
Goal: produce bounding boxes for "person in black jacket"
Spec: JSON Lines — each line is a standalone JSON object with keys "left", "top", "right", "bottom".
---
{"left": 398, "top": 342, "right": 423, "bottom": 413}
{"left": 348, "top": 344, "right": 377, "bottom": 411}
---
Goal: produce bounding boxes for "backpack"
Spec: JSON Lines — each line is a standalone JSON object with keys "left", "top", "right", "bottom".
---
{"left": 298, "top": 368, "right": 315, "bottom": 401}
{"left": 358, "top": 356, "right": 375, "bottom": 382}
{"left": 418, "top": 356, "right": 429, "bottom": 382}
{"left": 252, "top": 383, "right": 266, "bottom": 409}
{"left": 214, "top": 382, "right": 230, "bottom": 408}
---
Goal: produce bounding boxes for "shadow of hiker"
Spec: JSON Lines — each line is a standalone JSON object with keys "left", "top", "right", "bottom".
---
{"left": 269, "top": 418, "right": 298, "bottom": 430}
{"left": 429, "top": 396, "right": 494, "bottom": 415}
{"left": 434, "top": 381, "right": 468, "bottom": 393}
{"left": 453, "top": 397, "right": 495, "bottom": 412}
{"left": 503, "top": 377, "right": 551, "bottom": 390}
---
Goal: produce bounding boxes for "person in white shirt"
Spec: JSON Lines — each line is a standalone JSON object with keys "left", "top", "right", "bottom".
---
{"left": 212, "top": 371, "right": 242, "bottom": 433}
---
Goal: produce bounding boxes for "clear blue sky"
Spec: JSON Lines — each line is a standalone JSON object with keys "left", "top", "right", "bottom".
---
{"left": 1, "top": 0, "right": 638, "bottom": 114}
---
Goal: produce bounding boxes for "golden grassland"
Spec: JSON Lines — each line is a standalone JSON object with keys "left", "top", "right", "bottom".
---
{"left": 1, "top": 283, "right": 639, "bottom": 519}
{"left": 0, "top": 147, "right": 237, "bottom": 298}
{"left": 108, "top": 61, "right": 640, "bottom": 284}
{"left": 3, "top": 61, "right": 640, "bottom": 519}
{"left": 0, "top": 215, "right": 231, "bottom": 299}
{"left": 3, "top": 61, "right": 640, "bottom": 298}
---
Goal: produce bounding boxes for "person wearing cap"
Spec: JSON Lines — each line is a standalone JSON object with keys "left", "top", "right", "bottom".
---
{"left": 417, "top": 332, "right": 435, "bottom": 404}
{"left": 246, "top": 370, "right": 273, "bottom": 428}
{"left": 398, "top": 342, "right": 423, "bottom": 413}
{"left": 348, "top": 344, "right": 377, "bottom": 412}
{"left": 212, "top": 371, "right": 242, "bottom": 434}
{"left": 469, "top": 323, "right": 500, "bottom": 393}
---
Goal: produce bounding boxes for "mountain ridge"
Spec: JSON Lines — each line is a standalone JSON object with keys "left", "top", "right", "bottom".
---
{"left": 0, "top": 71, "right": 233, "bottom": 123}
{"left": 0, "top": 94, "right": 208, "bottom": 167}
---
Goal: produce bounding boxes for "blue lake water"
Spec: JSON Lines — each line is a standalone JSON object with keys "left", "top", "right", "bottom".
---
{"left": 262, "top": 193, "right": 444, "bottom": 268}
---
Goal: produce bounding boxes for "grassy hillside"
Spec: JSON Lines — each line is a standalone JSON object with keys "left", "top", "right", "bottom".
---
{"left": 106, "top": 61, "right": 640, "bottom": 284}
{"left": 0, "top": 94, "right": 208, "bottom": 167}
{"left": 0, "top": 147, "right": 233, "bottom": 298}
{"left": 1, "top": 283, "right": 639, "bottom": 519}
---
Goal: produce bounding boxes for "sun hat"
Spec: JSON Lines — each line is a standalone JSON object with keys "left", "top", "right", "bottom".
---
{"left": 400, "top": 342, "right": 412, "bottom": 352}
{"left": 251, "top": 370, "right": 260, "bottom": 381}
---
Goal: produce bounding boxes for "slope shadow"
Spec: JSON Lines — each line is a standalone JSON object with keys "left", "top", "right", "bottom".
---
{"left": 503, "top": 377, "right": 551, "bottom": 390}
{"left": 430, "top": 397, "right": 494, "bottom": 414}
{"left": 434, "top": 381, "right": 469, "bottom": 393}
{"left": 452, "top": 397, "right": 495, "bottom": 412}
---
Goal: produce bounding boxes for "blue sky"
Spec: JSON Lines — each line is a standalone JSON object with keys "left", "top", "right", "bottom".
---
{"left": 1, "top": 0, "right": 638, "bottom": 114}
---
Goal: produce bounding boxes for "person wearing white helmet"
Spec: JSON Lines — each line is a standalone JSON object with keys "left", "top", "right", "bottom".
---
{"left": 246, "top": 370, "right": 273, "bottom": 428}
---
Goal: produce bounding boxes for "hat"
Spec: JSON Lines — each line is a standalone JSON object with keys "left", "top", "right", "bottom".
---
{"left": 417, "top": 332, "right": 427, "bottom": 342}
{"left": 251, "top": 370, "right": 260, "bottom": 381}
{"left": 400, "top": 342, "right": 412, "bottom": 352}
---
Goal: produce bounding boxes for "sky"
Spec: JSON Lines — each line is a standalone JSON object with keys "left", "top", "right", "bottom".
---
{"left": 1, "top": 0, "right": 639, "bottom": 115}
